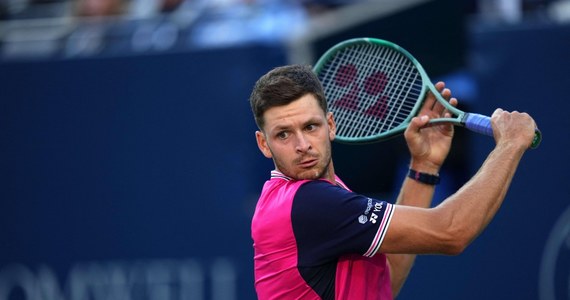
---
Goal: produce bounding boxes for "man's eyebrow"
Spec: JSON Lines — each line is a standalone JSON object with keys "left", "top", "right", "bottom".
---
{"left": 304, "top": 116, "right": 324, "bottom": 125}
{"left": 268, "top": 123, "right": 291, "bottom": 133}
{"left": 268, "top": 116, "right": 324, "bottom": 133}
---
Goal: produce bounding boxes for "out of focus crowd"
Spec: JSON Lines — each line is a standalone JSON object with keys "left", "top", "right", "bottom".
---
{"left": 0, "top": 0, "right": 565, "bottom": 21}
{"left": 1, "top": 0, "right": 351, "bottom": 20}
{"left": 0, "top": 0, "right": 567, "bottom": 61}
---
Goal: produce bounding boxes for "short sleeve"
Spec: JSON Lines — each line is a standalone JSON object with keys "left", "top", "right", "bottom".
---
{"left": 291, "top": 180, "right": 394, "bottom": 267}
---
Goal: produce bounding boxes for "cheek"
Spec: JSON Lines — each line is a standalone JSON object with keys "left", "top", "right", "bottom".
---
{"left": 267, "top": 143, "right": 289, "bottom": 160}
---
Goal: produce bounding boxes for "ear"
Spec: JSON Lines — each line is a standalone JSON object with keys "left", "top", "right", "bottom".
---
{"left": 327, "top": 112, "right": 336, "bottom": 141}
{"left": 255, "top": 131, "right": 273, "bottom": 158}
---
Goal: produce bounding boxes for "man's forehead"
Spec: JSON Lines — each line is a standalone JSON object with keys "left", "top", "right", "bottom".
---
{"left": 264, "top": 95, "right": 325, "bottom": 122}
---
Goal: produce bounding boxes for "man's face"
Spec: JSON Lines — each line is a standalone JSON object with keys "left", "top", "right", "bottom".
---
{"left": 256, "top": 94, "right": 336, "bottom": 181}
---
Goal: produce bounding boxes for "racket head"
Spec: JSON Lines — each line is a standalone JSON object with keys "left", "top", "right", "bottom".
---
{"left": 314, "top": 38, "right": 432, "bottom": 144}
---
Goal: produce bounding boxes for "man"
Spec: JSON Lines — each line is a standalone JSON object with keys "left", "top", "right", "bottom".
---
{"left": 249, "top": 65, "right": 536, "bottom": 299}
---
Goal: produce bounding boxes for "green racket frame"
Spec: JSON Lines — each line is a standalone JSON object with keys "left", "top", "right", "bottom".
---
{"left": 313, "top": 38, "right": 541, "bottom": 148}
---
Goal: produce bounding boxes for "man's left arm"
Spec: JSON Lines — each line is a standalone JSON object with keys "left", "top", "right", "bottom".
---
{"left": 385, "top": 82, "right": 456, "bottom": 297}
{"left": 385, "top": 167, "right": 437, "bottom": 297}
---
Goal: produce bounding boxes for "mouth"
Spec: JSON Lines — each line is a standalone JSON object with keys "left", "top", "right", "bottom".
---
{"left": 298, "top": 158, "right": 318, "bottom": 168}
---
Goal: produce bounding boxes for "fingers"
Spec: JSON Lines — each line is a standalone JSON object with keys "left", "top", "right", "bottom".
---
{"left": 449, "top": 97, "right": 458, "bottom": 107}
{"left": 491, "top": 108, "right": 537, "bottom": 148}
{"left": 422, "top": 82, "right": 444, "bottom": 110}
{"left": 433, "top": 88, "right": 452, "bottom": 115}
{"left": 430, "top": 82, "right": 458, "bottom": 117}
{"left": 435, "top": 81, "right": 445, "bottom": 92}
{"left": 492, "top": 108, "right": 504, "bottom": 117}
{"left": 422, "top": 81, "right": 458, "bottom": 117}
{"left": 406, "top": 115, "right": 430, "bottom": 134}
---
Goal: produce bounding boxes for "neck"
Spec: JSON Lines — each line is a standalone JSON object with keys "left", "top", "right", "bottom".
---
{"left": 321, "top": 160, "right": 336, "bottom": 183}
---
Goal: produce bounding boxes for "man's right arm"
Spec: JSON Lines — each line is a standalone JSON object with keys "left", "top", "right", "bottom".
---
{"left": 380, "top": 109, "right": 537, "bottom": 255}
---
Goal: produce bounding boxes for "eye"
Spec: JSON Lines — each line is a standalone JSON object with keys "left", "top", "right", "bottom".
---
{"left": 277, "top": 131, "right": 289, "bottom": 140}
{"left": 306, "top": 124, "right": 318, "bottom": 131}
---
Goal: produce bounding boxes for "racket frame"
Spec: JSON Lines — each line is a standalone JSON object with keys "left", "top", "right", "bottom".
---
{"left": 313, "top": 37, "right": 467, "bottom": 144}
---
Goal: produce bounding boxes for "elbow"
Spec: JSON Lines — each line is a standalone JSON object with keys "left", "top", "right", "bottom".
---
{"left": 435, "top": 231, "right": 471, "bottom": 256}
{"left": 442, "top": 238, "right": 468, "bottom": 256}
{"left": 433, "top": 209, "right": 473, "bottom": 256}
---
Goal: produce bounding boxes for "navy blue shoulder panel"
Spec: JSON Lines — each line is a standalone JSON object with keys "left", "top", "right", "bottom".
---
{"left": 291, "top": 180, "right": 388, "bottom": 299}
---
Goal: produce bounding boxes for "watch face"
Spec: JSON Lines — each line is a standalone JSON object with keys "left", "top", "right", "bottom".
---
{"left": 540, "top": 205, "right": 570, "bottom": 300}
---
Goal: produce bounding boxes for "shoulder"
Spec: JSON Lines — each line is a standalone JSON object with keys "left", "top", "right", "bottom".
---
{"left": 297, "top": 179, "right": 351, "bottom": 195}
{"left": 295, "top": 179, "right": 358, "bottom": 205}
{"left": 292, "top": 180, "right": 367, "bottom": 221}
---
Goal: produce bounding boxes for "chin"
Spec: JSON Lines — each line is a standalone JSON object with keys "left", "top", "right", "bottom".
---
{"left": 296, "top": 168, "right": 325, "bottom": 181}
{"left": 295, "top": 173, "right": 319, "bottom": 181}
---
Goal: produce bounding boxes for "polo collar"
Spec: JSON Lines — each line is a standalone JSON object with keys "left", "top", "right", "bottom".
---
{"left": 270, "top": 170, "right": 350, "bottom": 191}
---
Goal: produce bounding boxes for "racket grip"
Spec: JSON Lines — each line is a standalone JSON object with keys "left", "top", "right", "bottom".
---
{"left": 463, "top": 113, "right": 542, "bottom": 149}
{"left": 463, "top": 113, "right": 493, "bottom": 137}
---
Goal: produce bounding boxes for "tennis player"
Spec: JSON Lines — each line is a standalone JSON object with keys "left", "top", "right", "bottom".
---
{"left": 249, "top": 65, "right": 537, "bottom": 299}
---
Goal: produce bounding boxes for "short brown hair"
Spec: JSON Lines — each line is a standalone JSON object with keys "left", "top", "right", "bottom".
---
{"left": 249, "top": 65, "right": 327, "bottom": 130}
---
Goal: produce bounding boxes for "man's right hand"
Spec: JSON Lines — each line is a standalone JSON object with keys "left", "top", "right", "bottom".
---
{"left": 491, "top": 108, "right": 537, "bottom": 150}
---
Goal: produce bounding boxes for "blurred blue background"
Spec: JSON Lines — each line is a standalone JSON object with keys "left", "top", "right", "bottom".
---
{"left": 1, "top": 0, "right": 569, "bottom": 299}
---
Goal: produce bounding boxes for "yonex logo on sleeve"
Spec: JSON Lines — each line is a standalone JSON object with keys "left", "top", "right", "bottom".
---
{"left": 374, "top": 202, "right": 384, "bottom": 212}
{"left": 370, "top": 213, "right": 378, "bottom": 224}
{"left": 358, "top": 198, "right": 375, "bottom": 224}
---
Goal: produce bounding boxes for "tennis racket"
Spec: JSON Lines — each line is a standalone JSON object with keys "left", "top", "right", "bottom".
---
{"left": 313, "top": 38, "right": 541, "bottom": 148}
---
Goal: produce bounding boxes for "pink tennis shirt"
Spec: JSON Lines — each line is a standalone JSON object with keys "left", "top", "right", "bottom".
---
{"left": 252, "top": 170, "right": 395, "bottom": 299}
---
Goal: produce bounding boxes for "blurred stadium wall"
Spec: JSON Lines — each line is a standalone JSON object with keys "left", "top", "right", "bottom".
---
{"left": 1, "top": 0, "right": 569, "bottom": 299}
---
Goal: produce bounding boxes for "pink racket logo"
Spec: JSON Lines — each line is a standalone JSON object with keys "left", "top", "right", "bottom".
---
{"left": 332, "top": 64, "right": 389, "bottom": 119}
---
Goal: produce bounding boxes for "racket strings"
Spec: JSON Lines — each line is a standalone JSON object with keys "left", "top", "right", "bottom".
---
{"left": 362, "top": 47, "right": 414, "bottom": 136}
{"left": 345, "top": 45, "right": 390, "bottom": 138}
{"left": 320, "top": 50, "right": 412, "bottom": 136}
{"left": 319, "top": 44, "right": 422, "bottom": 139}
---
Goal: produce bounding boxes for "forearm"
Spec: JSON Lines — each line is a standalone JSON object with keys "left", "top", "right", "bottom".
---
{"left": 395, "top": 167, "right": 437, "bottom": 207}
{"left": 437, "top": 142, "right": 525, "bottom": 248}
{"left": 387, "top": 143, "right": 524, "bottom": 295}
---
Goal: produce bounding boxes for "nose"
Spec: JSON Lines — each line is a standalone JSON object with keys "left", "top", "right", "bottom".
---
{"left": 295, "top": 133, "right": 311, "bottom": 153}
